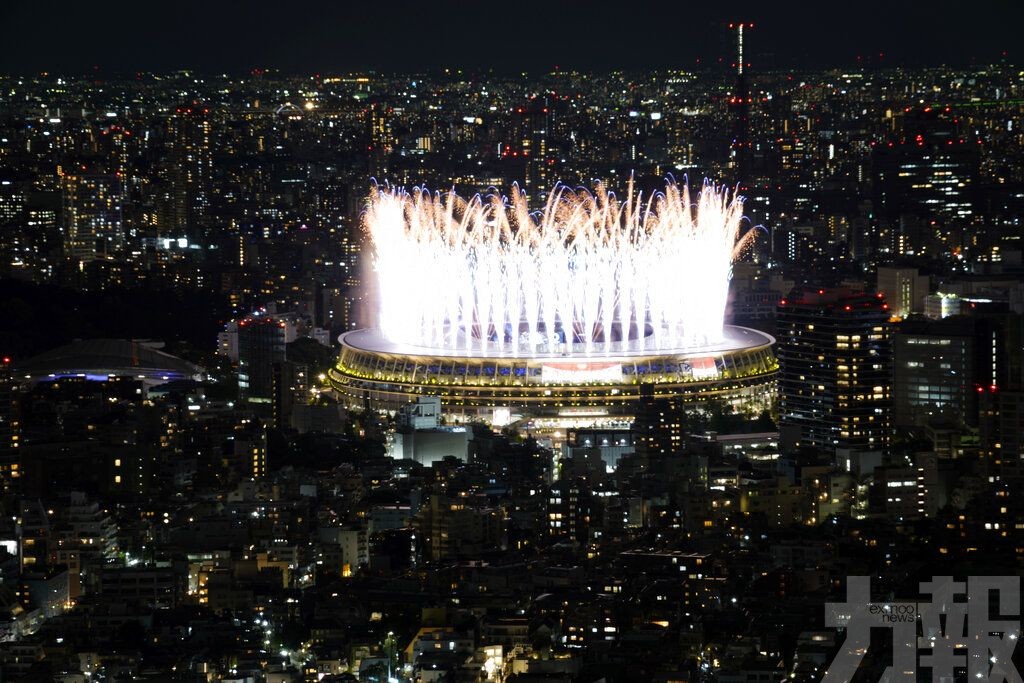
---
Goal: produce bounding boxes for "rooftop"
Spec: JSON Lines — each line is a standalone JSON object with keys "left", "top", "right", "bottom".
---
{"left": 16, "top": 338, "right": 203, "bottom": 383}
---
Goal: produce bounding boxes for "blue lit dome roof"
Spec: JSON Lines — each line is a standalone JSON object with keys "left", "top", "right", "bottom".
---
{"left": 16, "top": 338, "right": 203, "bottom": 384}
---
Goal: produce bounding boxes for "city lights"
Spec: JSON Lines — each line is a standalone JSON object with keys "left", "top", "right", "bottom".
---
{"left": 1, "top": 6, "right": 1019, "bottom": 679}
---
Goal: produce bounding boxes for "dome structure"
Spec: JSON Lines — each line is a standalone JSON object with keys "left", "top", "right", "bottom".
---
{"left": 16, "top": 339, "right": 203, "bottom": 387}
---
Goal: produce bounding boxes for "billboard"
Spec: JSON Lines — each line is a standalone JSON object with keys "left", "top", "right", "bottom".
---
{"left": 541, "top": 361, "right": 623, "bottom": 384}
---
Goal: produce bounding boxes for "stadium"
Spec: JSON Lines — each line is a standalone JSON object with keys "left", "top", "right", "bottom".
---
{"left": 327, "top": 180, "right": 778, "bottom": 426}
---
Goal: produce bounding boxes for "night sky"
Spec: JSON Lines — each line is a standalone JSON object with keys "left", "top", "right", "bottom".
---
{"left": 1, "top": 0, "right": 1021, "bottom": 74}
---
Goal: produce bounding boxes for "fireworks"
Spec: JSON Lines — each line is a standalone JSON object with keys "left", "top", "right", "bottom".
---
{"left": 365, "top": 179, "right": 750, "bottom": 356}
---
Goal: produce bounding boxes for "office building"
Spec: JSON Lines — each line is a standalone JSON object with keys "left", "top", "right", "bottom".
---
{"left": 893, "top": 316, "right": 1004, "bottom": 428}
{"left": 777, "top": 288, "right": 893, "bottom": 455}
{"left": 238, "top": 317, "right": 287, "bottom": 405}
{"left": 872, "top": 109, "right": 979, "bottom": 224}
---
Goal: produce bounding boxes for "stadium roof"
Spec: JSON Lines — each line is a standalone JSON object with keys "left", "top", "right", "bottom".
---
{"left": 16, "top": 338, "right": 203, "bottom": 383}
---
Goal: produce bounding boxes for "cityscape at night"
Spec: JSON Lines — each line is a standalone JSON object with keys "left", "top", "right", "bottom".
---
{"left": 0, "top": 1, "right": 1023, "bottom": 681}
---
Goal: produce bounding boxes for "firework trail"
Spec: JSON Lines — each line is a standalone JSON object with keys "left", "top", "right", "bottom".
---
{"left": 365, "top": 178, "right": 749, "bottom": 355}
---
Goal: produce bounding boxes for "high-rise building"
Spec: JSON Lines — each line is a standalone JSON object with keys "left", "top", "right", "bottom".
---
{"left": 271, "top": 360, "right": 309, "bottom": 430}
{"left": 511, "top": 99, "right": 551, "bottom": 207}
{"left": 978, "top": 314, "right": 1024, "bottom": 481}
{"left": 986, "top": 389, "right": 1024, "bottom": 482}
{"left": 0, "top": 179, "right": 27, "bottom": 226}
{"left": 0, "top": 357, "right": 20, "bottom": 492}
{"left": 336, "top": 224, "right": 364, "bottom": 331}
{"left": 368, "top": 102, "right": 394, "bottom": 178}
{"left": 100, "top": 124, "right": 133, "bottom": 182}
{"left": 238, "top": 317, "right": 287, "bottom": 406}
{"left": 0, "top": 178, "right": 29, "bottom": 271}
{"left": 25, "top": 202, "right": 60, "bottom": 278}
{"left": 309, "top": 179, "right": 363, "bottom": 333}
{"left": 777, "top": 288, "right": 893, "bottom": 456}
{"left": 893, "top": 317, "right": 989, "bottom": 428}
{"left": 164, "top": 104, "right": 212, "bottom": 241}
{"left": 727, "top": 22, "right": 754, "bottom": 188}
{"left": 60, "top": 171, "right": 123, "bottom": 261}
{"left": 872, "top": 109, "right": 979, "bottom": 224}
{"left": 876, "top": 267, "right": 929, "bottom": 319}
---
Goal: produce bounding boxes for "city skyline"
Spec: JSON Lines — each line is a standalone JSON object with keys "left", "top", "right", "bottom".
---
{"left": 1, "top": 7, "right": 1023, "bottom": 682}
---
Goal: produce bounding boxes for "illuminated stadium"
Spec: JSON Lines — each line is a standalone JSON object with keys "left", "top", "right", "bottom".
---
{"left": 328, "top": 179, "right": 778, "bottom": 425}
